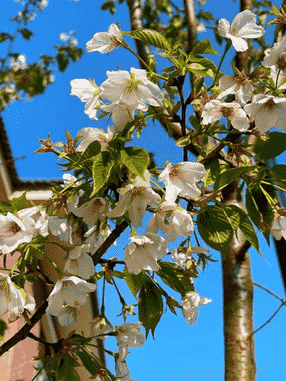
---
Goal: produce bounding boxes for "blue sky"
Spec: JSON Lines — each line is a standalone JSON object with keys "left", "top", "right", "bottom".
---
{"left": 1, "top": 1, "right": 286, "bottom": 380}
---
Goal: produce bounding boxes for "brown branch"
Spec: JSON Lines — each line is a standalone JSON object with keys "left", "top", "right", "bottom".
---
{"left": 92, "top": 220, "right": 129, "bottom": 265}
{"left": 0, "top": 301, "right": 48, "bottom": 357}
{"left": 184, "top": 0, "right": 197, "bottom": 53}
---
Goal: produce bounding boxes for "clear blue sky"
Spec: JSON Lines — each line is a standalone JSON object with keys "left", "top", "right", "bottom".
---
{"left": 1, "top": 1, "right": 286, "bottom": 380}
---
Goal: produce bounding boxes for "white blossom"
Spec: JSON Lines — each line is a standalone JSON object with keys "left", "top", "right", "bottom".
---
{"left": 48, "top": 216, "right": 73, "bottom": 244}
{"left": 64, "top": 244, "right": 95, "bottom": 280}
{"left": 100, "top": 68, "right": 164, "bottom": 110}
{"left": 147, "top": 201, "right": 194, "bottom": 242}
{"left": 100, "top": 101, "right": 138, "bottom": 132}
{"left": 57, "top": 305, "right": 78, "bottom": 326}
{"left": 262, "top": 36, "right": 286, "bottom": 75}
{"left": 202, "top": 99, "right": 250, "bottom": 131}
{"left": 217, "top": 74, "right": 254, "bottom": 105}
{"left": 271, "top": 216, "right": 286, "bottom": 240}
{"left": 270, "top": 67, "right": 286, "bottom": 91}
{"left": 0, "top": 211, "right": 36, "bottom": 254}
{"left": 71, "top": 196, "right": 109, "bottom": 226}
{"left": 244, "top": 94, "right": 286, "bottom": 133}
{"left": 76, "top": 126, "right": 114, "bottom": 153}
{"left": 46, "top": 276, "right": 97, "bottom": 316}
{"left": 158, "top": 162, "right": 206, "bottom": 203}
{"left": 10, "top": 54, "right": 26, "bottom": 71}
{"left": 0, "top": 274, "right": 35, "bottom": 321}
{"left": 115, "top": 360, "right": 136, "bottom": 381}
{"left": 86, "top": 24, "right": 124, "bottom": 54}
{"left": 70, "top": 79, "right": 101, "bottom": 120}
{"left": 39, "top": 0, "right": 48, "bottom": 10}
{"left": 218, "top": 10, "right": 264, "bottom": 52}
{"left": 171, "top": 246, "right": 209, "bottom": 268}
{"left": 124, "top": 233, "right": 168, "bottom": 274}
{"left": 108, "top": 171, "right": 161, "bottom": 227}
{"left": 115, "top": 323, "right": 145, "bottom": 362}
{"left": 60, "top": 33, "right": 69, "bottom": 41}
{"left": 84, "top": 223, "right": 113, "bottom": 255}
{"left": 182, "top": 292, "right": 212, "bottom": 325}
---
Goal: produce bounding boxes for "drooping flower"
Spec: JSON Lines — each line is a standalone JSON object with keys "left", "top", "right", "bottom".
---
{"left": 147, "top": 201, "right": 194, "bottom": 242}
{"left": 262, "top": 36, "right": 286, "bottom": 75}
{"left": 56, "top": 305, "right": 79, "bottom": 326}
{"left": 115, "top": 323, "right": 145, "bottom": 362}
{"left": 70, "top": 79, "right": 101, "bottom": 120}
{"left": 46, "top": 276, "right": 97, "bottom": 316}
{"left": 158, "top": 162, "right": 206, "bottom": 203}
{"left": 76, "top": 126, "right": 115, "bottom": 153}
{"left": 201, "top": 99, "right": 250, "bottom": 131}
{"left": 100, "top": 100, "right": 139, "bottom": 132}
{"left": 84, "top": 222, "right": 113, "bottom": 255}
{"left": 48, "top": 216, "right": 73, "bottom": 244}
{"left": 218, "top": 10, "right": 265, "bottom": 52}
{"left": 100, "top": 68, "right": 164, "bottom": 110}
{"left": 71, "top": 196, "right": 109, "bottom": 226}
{"left": 217, "top": 73, "right": 254, "bottom": 105}
{"left": 182, "top": 292, "right": 212, "bottom": 325}
{"left": 244, "top": 94, "right": 286, "bottom": 133}
{"left": 108, "top": 171, "right": 161, "bottom": 227}
{"left": 0, "top": 274, "right": 35, "bottom": 321}
{"left": 171, "top": 246, "right": 209, "bottom": 268}
{"left": 271, "top": 215, "right": 286, "bottom": 240}
{"left": 124, "top": 233, "right": 168, "bottom": 274}
{"left": 86, "top": 24, "right": 124, "bottom": 54}
{"left": 64, "top": 244, "right": 95, "bottom": 280}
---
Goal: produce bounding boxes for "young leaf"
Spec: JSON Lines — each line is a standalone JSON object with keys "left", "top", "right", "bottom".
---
{"left": 191, "top": 39, "right": 218, "bottom": 55}
{"left": 124, "top": 268, "right": 149, "bottom": 298}
{"left": 123, "top": 29, "right": 171, "bottom": 51}
{"left": 138, "top": 280, "right": 163, "bottom": 338}
{"left": 91, "top": 152, "right": 114, "bottom": 196}
{"left": 214, "top": 166, "right": 256, "bottom": 193}
{"left": 120, "top": 147, "right": 149, "bottom": 180}
{"left": 156, "top": 261, "right": 194, "bottom": 295}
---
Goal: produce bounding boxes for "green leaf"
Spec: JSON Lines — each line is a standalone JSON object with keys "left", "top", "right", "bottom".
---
{"left": 197, "top": 206, "right": 233, "bottom": 254}
{"left": 124, "top": 267, "right": 149, "bottom": 298}
{"left": 123, "top": 29, "right": 171, "bottom": 51}
{"left": 245, "top": 187, "right": 261, "bottom": 228}
{"left": 156, "top": 261, "right": 194, "bottom": 295}
{"left": 0, "top": 201, "right": 15, "bottom": 214}
{"left": 11, "top": 192, "right": 28, "bottom": 211}
{"left": 270, "top": 164, "right": 286, "bottom": 181}
{"left": 120, "top": 147, "right": 149, "bottom": 179}
{"left": 91, "top": 152, "right": 114, "bottom": 196}
{"left": 254, "top": 132, "right": 286, "bottom": 160}
{"left": 77, "top": 350, "right": 101, "bottom": 377}
{"left": 214, "top": 166, "right": 256, "bottom": 193}
{"left": 191, "top": 39, "right": 218, "bottom": 55}
{"left": 222, "top": 205, "right": 260, "bottom": 253}
{"left": 79, "top": 141, "right": 101, "bottom": 163}
{"left": 138, "top": 280, "right": 163, "bottom": 338}
{"left": 203, "top": 158, "right": 220, "bottom": 187}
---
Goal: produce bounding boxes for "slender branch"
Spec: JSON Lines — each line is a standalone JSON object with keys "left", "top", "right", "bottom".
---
{"left": 92, "top": 220, "right": 129, "bottom": 265}
{"left": 248, "top": 301, "right": 286, "bottom": 338}
{"left": 0, "top": 301, "right": 48, "bottom": 357}
{"left": 253, "top": 282, "right": 286, "bottom": 303}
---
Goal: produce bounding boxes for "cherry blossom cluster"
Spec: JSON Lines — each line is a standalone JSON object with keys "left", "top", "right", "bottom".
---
{"left": 3, "top": 8, "right": 286, "bottom": 380}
